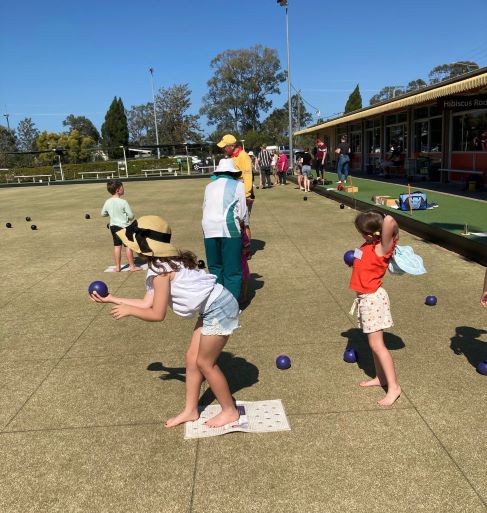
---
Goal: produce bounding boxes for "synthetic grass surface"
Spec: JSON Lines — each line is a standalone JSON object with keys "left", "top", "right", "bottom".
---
{"left": 319, "top": 172, "right": 487, "bottom": 243}
{"left": 0, "top": 179, "right": 486, "bottom": 513}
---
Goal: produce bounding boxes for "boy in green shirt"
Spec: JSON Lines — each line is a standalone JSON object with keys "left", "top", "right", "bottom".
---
{"left": 101, "top": 179, "right": 141, "bottom": 272}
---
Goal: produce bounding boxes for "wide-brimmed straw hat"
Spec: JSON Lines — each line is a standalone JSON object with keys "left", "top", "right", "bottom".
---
{"left": 214, "top": 158, "right": 241, "bottom": 174}
{"left": 117, "top": 216, "right": 179, "bottom": 257}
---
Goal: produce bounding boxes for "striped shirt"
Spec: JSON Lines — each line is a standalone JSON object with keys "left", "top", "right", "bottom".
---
{"left": 258, "top": 149, "right": 272, "bottom": 168}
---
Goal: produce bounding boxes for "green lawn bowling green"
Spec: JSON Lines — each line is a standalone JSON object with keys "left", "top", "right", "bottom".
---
{"left": 317, "top": 171, "right": 487, "bottom": 246}
{"left": 0, "top": 180, "right": 486, "bottom": 513}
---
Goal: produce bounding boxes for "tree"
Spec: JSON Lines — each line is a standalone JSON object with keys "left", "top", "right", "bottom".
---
{"left": 260, "top": 107, "right": 288, "bottom": 143}
{"left": 63, "top": 115, "right": 100, "bottom": 142}
{"left": 16, "top": 118, "right": 39, "bottom": 152}
{"left": 261, "top": 94, "right": 312, "bottom": 142}
{"left": 156, "top": 84, "right": 202, "bottom": 144}
{"left": 200, "top": 45, "right": 286, "bottom": 133}
{"left": 35, "top": 130, "right": 95, "bottom": 163}
{"left": 0, "top": 126, "right": 18, "bottom": 167}
{"left": 127, "top": 102, "right": 153, "bottom": 145}
{"left": 344, "top": 84, "right": 363, "bottom": 113}
{"left": 406, "top": 79, "right": 427, "bottom": 92}
{"left": 369, "top": 86, "right": 405, "bottom": 105}
{"left": 428, "top": 61, "right": 479, "bottom": 84}
{"left": 101, "top": 97, "right": 129, "bottom": 158}
{"left": 127, "top": 84, "right": 202, "bottom": 146}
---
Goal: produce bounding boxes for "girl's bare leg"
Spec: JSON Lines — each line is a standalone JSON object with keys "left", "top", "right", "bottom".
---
{"left": 364, "top": 330, "right": 401, "bottom": 406}
{"left": 197, "top": 334, "right": 239, "bottom": 428}
{"left": 359, "top": 351, "right": 386, "bottom": 387}
{"left": 165, "top": 319, "right": 205, "bottom": 427}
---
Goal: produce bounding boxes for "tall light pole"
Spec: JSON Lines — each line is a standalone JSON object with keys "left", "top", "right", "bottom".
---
{"left": 120, "top": 146, "right": 128, "bottom": 177}
{"left": 278, "top": 0, "right": 293, "bottom": 166}
{"left": 149, "top": 67, "right": 161, "bottom": 159}
{"left": 3, "top": 112, "right": 10, "bottom": 130}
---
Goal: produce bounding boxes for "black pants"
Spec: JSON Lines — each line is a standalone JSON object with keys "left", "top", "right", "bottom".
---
{"left": 278, "top": 171, "right": 287, "bottom": 184}
{"left": 315, "top": 160, "right": 325, "bottom": 179}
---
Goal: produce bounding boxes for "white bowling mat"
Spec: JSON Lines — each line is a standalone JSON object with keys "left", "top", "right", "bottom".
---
{"left": 184, "top": 400, "right": 291, "bottom": 439}
{"left": 104, "top": 264, "right": 148, "bottom": 272}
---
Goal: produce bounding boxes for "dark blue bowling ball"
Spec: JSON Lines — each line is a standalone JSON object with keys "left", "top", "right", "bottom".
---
{"left": 343, "top": 250, "right": 355, "bottom": 267}
{"left": 88, "top": 280, "right": 109, "bottom": 298}
{"left": 276, "top": 355, "right": 291, "bottom": 370}
{"left": 343, "top": 348, "right": 357, "bottom": 363}
{"left": 477, "top": 361, "right": 487, "bottom": 375}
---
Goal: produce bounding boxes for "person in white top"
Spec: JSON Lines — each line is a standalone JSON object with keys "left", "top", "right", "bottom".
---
{"left": 202, "top": 158, "right": 248, "bottom": 301}
{"left": 91, "top": 215, "right": 241, "bottom": 429}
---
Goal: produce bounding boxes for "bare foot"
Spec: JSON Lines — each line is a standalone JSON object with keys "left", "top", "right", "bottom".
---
{"left": 129, "top": 267, "right": 143, "bottom": 272}
{"left": 205, "top": 408, "right": 239, "bottom": 428}
{"left": 114, "top": 267, "right": 121, "bottom": 272}
{"left": 164, "top": 409, "right": 199, "bottom": 428}
{"left": 378, "top": 386, "right": 401, "bottom": 407}
{"left": 359, "top": 377, "right": 386, "bottom": 388}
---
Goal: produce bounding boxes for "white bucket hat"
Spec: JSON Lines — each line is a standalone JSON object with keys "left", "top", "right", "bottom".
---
{"left": 215, "top": 158, "right": 241, "bottom": 174}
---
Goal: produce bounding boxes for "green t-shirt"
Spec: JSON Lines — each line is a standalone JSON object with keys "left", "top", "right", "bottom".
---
{"left": 101, "top": 197, "right": 134, "bottom": 227}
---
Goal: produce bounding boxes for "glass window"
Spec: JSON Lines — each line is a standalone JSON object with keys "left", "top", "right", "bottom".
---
{"left": 430, "top": 118, "right": 442, "bottom": 152}
{"left": 385, "top": 114, "right": 396, "bottom": 125}
{"left": 452, "top": 110, "right": 487, "bottom": 151}
{"left": 414, "top": 107, "right": 429, "bottom": 120}
{"left": 349, "top": 123, "right": 361, "bottom": 132}
{"left": 414, "top": 118, "right": 442, "bottom": 153}
{"left": 429, "top": 106, "right": 441, "bottom": 117}
{"left": 385, "top": 124, "right": 407, "bottom": 153}
{"left": 366, "top": 118, "right": 381, "bottom": 129}
{"left": 350, "top": 132, "right": 361, "bottom": 153}
{"left": 398, "top": 112, "right": 407, "bottom": 123}
{"left": 365, "top": 127, "right": 381, "bottom": 153}
{"left": 414, "top": 121, "right": 429, "bottom": 153}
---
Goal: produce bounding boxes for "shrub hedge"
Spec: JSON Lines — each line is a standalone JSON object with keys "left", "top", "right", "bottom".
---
{"left": 1, "top": 157, "right": 188, "bottom": 182}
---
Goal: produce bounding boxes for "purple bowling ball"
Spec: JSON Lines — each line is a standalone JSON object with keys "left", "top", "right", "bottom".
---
{"left": 88, "top": 280, "right": 109, "bottom": 298}
{"left": 425, "top": 295, "right": 437, "bottom": 306}
{"left": 343, "top": 250, "right": 355, "bottom": 267}
{"left": 276, "top": 355, "right": 291, "bottom": 370}
{"left": 343, "top": 348, "right": 357, "bottom": 363}
{"left": 477, "top": 361, "right": 487, "bottom": 375}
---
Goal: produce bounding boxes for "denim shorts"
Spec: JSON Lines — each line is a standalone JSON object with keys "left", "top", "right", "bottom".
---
{"left": 200, "top": 288, "right": 240, "bottom": 336}
{"left": 302, "top": 165, "right": 312, "bottom": 177}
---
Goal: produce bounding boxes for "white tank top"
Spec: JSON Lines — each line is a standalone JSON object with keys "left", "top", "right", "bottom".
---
{"left": 145, "top": 262, "right": 223, "bottom": 318}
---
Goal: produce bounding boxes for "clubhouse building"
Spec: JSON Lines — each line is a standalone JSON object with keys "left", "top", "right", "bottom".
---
{"left": 295, "top": 67, "right": 487, "bottom": 185}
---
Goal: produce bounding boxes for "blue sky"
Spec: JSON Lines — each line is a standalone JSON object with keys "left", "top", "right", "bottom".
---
{"left": 2, "top": 0, "right": 487, "bottom": 136}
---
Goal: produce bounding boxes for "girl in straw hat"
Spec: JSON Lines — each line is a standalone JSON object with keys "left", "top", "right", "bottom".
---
{"left": 91, "top": 215, "right": 241, "bottom": 428}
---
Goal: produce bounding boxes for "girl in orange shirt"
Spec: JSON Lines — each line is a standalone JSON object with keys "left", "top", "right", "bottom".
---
{"left": 349, "top": 211, "right": 401, "bottom": 406}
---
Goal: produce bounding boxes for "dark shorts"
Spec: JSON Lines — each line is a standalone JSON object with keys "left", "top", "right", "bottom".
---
{"left": 110, "top": 225, "right": 124, "bottom": 246}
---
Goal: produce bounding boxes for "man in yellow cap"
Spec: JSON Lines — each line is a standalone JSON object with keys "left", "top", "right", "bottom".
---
{"left": 217, "top": 135, "right": 254, "bottom": 232}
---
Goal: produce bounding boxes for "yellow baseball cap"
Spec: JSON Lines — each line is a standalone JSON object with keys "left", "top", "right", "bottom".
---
{"left": 217, "top": 134, "right": 237, "bottom": 148}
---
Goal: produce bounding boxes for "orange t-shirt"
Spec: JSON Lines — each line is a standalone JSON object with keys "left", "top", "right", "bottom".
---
{"left": 349, "top": 240, "right": 396, "bottom": 294}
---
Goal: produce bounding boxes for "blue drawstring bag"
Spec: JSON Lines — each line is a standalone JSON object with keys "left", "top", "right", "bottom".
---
{"left": 398, "top": 191, "right": 427, "bottom": 211}
{"left": 388, "top": 245, "right": 427, "bottom": 275}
